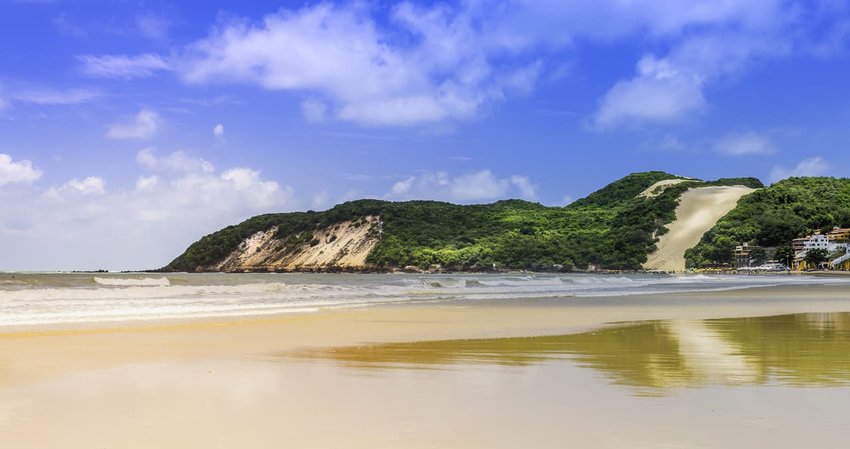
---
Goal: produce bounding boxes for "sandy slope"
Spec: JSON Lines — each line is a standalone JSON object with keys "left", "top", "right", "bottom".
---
{"left": 214, "top": 217, "right": 381, "bottom": 271}
{"left": 644, "top": 186, "right": 755, "bottom": 272}
{"left": 638, "top": 178, "right": 689, "bottom": 198}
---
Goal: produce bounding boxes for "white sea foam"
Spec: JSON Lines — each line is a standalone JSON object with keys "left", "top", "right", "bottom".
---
{"left": 94, "top": 277, "right": 171, "bottom": 287}
{"left": 0, "top": 273, "right": 847, "bottom": 328}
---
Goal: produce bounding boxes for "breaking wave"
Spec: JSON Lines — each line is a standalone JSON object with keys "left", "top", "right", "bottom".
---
{"left": 0, "top": 272, "right": 846, "bottom": 328}
{"left": 94, "top": 277, "right": 171, "bottom": 287}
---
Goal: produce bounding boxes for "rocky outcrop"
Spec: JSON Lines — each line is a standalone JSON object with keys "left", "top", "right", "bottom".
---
{"left": 212, "top": 216, "right": 381, "bottom": 272}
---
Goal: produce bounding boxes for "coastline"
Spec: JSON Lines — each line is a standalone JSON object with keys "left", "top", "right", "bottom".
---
{"left": 3, "top": 283, "right": 850, "bottom": 449}
{"left": 3, "top": 283, "right": 850, "bottom": 388}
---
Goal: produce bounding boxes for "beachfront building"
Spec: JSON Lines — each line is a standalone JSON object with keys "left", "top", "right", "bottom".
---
{"left": 803, "top": 233, "right": 831, "bottom": 251}
{"left": 793, "top": 231, "right": 850, "bottom": 270}
{"left": 827, "top": 227, "right": 850, "bottom": 243}
{"left": 734, "top": 243, "right": 752, "bottom": 269}
{"left": 791, "top": 237, "right": 808, "bottom": 253}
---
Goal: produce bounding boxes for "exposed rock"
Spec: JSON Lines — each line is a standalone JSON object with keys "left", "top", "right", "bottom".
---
{"left": 212, "top": 216, "right": 381, "bottom": 272}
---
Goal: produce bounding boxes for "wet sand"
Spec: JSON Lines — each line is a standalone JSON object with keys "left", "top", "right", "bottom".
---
{"left": 2, "top": 284, "right": 850, "bottom": 448}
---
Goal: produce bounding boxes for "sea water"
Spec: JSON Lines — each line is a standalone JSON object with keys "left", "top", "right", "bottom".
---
{"left": 0, "top": 272, "right": 846, "bottom": 327}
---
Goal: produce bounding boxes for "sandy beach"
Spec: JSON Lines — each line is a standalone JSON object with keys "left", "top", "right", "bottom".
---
{"left": 2, "top": 282, "right": 850, "bottom": 448}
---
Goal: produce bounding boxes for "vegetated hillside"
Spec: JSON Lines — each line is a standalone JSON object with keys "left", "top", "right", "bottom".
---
{"left": 686, "top": 177, "right": 850, "bottom": 268}
{"left": 164, "top": 172, "right": 762, "bottom": 273}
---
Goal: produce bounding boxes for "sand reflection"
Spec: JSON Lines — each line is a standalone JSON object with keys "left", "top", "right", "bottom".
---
{"left": 293, "top": 312, "right": 850, "bottom": 392}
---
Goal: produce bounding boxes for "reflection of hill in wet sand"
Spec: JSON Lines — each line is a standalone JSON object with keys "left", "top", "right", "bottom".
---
{"left": 644, "top": 186, "right": 755, "bottom": 272}
{"left": 293, "top": 313, "right": 850, "bottom": 394}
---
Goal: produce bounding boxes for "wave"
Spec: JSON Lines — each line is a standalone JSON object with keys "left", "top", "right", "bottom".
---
{"left": 94, "top": 277, "right": 171, "bottom": 287}
{"left": 1, "top": 273, "right": 847, "bottom": 328}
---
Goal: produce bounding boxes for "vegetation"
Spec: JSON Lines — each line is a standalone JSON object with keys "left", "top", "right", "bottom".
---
{"left": 165, "top": 171, "right": 770, "bottom": 273}
{"left": 686, "top": 177, "right": 850, "bottom": 268}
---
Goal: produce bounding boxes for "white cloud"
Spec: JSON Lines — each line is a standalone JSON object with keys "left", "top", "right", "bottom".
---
{"left": 593, "top": 24, "right": 790, "bottom": 128}
{"left": 64, "top": 176, "right": 106, "bottom": 195}
{"left": 135, "top": 175, "right": 159, "bottom": 192}
{"left": 0, "top": 153, "right": 296, "bottom": 271}
{"left": 593, "top": 55, "right": 705, "bottom": 128}
{"left": 213, "top": 123, "right": 225, "bottom": 141}
{"left": 510, "top": 175, "right": 538, "bottom": 200}
{"left": 11, "top": 88, "right": 101, "bottom": 105}
{"left": 176, "top": 3, "right": 540, "bottom": 126}
{"left": 715, "top": 132, "right": 775, "bottom": 156}
{"left": 137, "top": 148, "right": 214, "bottom": 173}
{"left": 769, "top": 156, "right": 831, "bottom": 182}
{"left": 78, "top": 53, "right": 169, "bottom": 79}
{"left": 107, "top": 109, "right": 161, "bottom": 140}
{"left": 0, "top": 153, "right": 42, "bottom": 186}
{"left": 77, "top": 0, "right": 828, "bottom": 129}
{"left": 387, "top": 169, "right": 537, "bottom": 203}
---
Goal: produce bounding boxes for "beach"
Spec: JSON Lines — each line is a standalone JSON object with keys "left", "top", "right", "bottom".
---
{"left": 2, "top": 274, "right": 850, "bottom": 448}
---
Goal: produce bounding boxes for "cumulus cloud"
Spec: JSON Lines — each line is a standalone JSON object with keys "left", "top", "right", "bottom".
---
{"left": 593, "top": 20, "right": 790, "bottom": 128}
{"left": 78, "top": 53, "right": 170, "bottom": 79}
{"left": 213, "top": 123, "right": 225, "bottom": 141}
{"left": 175, "top": 3, "right": 540, "bottom": 126}
{"left": 107, "top": 109, "right": 161, "bottom": 140}
{"left": 135, "top": 175, "right": 159, "bottom": 192}
{"left": 769, "top": 156, "right": 831, "bottom": 182}
{"left": 593, "top": 56, "right": 705, "bottom": 128}
{"left": 137, "top": 148, "right": 214, "bottom": 173}
{"left": 0, "top": 151, "right": 296, "bottom": 271}
{"left": 715, "top": 131, "right": 775, "bottom": 156}
{"left": 387, "top": 169, "right": 537, "bottom": 202}
{"left": 65, "top": 176, "right": 106, "bottom": 195}
{"left": 0, "top": 153, "right": 42, "bottom": 186}
{"left": 76, "top": 0, "right": 834, "bottom": 129}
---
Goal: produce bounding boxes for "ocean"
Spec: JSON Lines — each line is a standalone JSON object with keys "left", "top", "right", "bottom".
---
{"left": 0, "top": 272, "right": 846, "bottom": 328}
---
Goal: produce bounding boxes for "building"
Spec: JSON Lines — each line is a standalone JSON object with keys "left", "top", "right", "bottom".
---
{"left": 803, "top": 233, "right": 831, "bottom": 251}
{"left": 792, "top": 232, "right": 850, "bottom": 271}
{"left": 827, "top": 227, "right": 850, "bottom": 243}
{"left": 734, "top": 243, "right": 752, "bottom": 269}
{"left": 791, "top": 237, "right": 808, "bottom": 253}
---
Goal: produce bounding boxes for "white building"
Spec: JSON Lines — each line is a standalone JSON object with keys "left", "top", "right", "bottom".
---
{"left": 794, "top": 233, "right": 850, "bottom": 270}
{"left": 802, "top": 234, "right": 832, "bottom": 251}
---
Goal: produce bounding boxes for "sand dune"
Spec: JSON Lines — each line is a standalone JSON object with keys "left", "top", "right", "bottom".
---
{"left": 638, "top": 178, "right": 690, "bottom": 198}
{"left": 644, "top": 186, "right": 755, "bottom": 272}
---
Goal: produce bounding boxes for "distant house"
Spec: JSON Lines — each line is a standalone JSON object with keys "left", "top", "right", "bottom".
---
{"left": 791, "top": 237, "right": 808, "bottom": 253}
{"left": 793, "top": 231, "right": 850, "bottom": 270}
{"left": 734, "top": 243, "right": 752, "bottom": 269}
{"left": 827, "top": 227, "right": 850, "bottom": 243}
{"left": 803, "top": 233, "right": 831, "bottom": 251}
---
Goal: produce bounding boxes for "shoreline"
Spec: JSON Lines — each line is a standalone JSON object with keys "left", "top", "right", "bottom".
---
{"left": 3, "top": 283, "right": 850, "bottom": 388}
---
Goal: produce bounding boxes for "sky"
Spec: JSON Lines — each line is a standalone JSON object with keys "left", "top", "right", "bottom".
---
{"left": 1, "top": 0, "right": 849, "bottom": 271}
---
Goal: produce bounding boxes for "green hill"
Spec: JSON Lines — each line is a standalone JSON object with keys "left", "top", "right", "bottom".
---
{"left": 163, "top": 172, "right": 770, "bottom": 273}
{"left": 686, "top": 177, "right": 850, "bottom": 268}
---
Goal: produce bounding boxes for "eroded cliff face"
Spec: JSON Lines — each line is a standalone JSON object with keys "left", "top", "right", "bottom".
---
{"left": 211, "top": 216, "right": 381, "bottom": 272}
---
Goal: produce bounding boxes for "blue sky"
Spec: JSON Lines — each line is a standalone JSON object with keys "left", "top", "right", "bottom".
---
{"left": 1, "top": 0, "right": 849, "bottom": 270}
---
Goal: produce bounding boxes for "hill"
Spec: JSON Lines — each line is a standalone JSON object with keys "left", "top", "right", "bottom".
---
{"left": 163, "top": 172, "right": 765, "bottom": 273}
{"left": 686, "top": 177, "right": 850, "bottom": 268}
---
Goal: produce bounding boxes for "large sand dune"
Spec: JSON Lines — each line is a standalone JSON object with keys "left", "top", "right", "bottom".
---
{"left": 644, "top": 186, "right": 755, "bottom": 272}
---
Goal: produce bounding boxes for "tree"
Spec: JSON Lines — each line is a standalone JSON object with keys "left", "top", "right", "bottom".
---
{"left": 804, "top": 248, "right": 830, "bottom": 269}
{"left": 774, "top": 243, "right": 795, "bottom": 268}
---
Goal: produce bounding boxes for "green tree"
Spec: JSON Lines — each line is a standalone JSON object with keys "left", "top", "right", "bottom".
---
{"left": 804, "top": 248, "right": 829, "bottom": 269}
